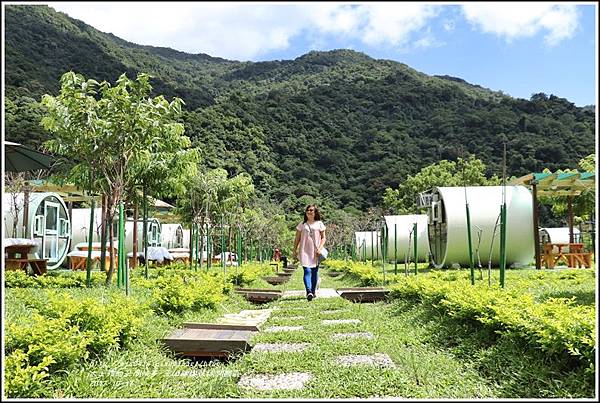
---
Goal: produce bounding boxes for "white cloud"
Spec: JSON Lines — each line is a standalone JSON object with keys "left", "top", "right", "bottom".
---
{"left": 360, "top": 4, "right": 440, "bottom": 46}
{"left": 46, "top": 2, "right": 443, "bottom": 60}
{"left": 461, "top": 3, "right": 579, "bottom": 46}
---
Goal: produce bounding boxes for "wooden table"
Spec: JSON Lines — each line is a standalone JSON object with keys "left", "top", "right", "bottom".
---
{"left": 4, "top": 244, "right": 47, "bottom": 275}
{"left": 541, "top": 243, "right": 592, "bottom": 269}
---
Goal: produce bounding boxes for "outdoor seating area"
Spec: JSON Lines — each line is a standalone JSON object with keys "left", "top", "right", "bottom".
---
{"left": 4, "top": 238, "right": 48, "bottom": 275}
{"left": 541, "top": 242, "right": 593, "bottom": 269}
{"left": 68, "top": 242, "right": 118, "bottom": 271}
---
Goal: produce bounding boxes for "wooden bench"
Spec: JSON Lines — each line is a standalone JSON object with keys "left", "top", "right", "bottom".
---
{"left": 542, "top": 243, "right": 593, "bottom": 269}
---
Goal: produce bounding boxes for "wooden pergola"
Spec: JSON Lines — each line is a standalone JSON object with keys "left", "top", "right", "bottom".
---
{"left": 509, "top": 171, "right": 595, "bottom": 269}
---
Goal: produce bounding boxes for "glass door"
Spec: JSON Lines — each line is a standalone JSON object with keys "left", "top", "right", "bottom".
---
{"left": 43, "top": 201, "right": 60, "bottom": 262}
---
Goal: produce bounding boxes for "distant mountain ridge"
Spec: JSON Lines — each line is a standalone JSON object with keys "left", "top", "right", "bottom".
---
{"left": 5, "top": 5, "right": 595, "bottom": 210}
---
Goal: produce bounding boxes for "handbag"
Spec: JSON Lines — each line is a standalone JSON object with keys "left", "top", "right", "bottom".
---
{"left": 306, "top": 223, "right": 328, "bottom": 264}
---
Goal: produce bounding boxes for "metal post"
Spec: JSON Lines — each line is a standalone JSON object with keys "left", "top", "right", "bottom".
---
{"left": 394, "top": 223, "right": 397, "bottom": 275}
{"left": 143, "top": 189, "right": 148, "bottom": 279}
{"left": 568, "top": 196, "right": 574, "bottom": 243}
{"left": 370, "top": 231, "right": 374, "bottom": 266}
{"left": 466, "top": 202, "right": 475, "bottom": 285}
{"left": 86, "top": 197, "right": 95, "bottom": 288}
{"left": 189, "top": 223, "right": 194, "bottom": 270}
{"left": 532, "top": 182, "right": 541, "bottom": 270}
{"left": 413, "top": 222, "right": 418, "bottom": 275}
{"left": 499, "top": 204, "right": 507, "bottom": 288}
{"left": 117, "top": 201, "right": 125, "bottom": 288}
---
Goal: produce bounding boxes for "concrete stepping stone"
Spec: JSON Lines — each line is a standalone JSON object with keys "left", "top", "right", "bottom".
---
{"left": 252, "top": 343, "right": 310, "bottom": 353}
{"left": 218, "top": 309, "right": 273, "bottom": 327}
{"left": 264, "top": 325, "right": 304, "bottom": 332}
{"left": 282, "top": 288, "right": 340, "bottom": 299}
{"left": 335, "top": 353, "right": 396, "bottom": 368}
{"left": 322, "top": 319, "right": 361, "bottom": 325}
{"left": 238, "top": 372, "right": 312, "bottom": 390}
{"left": 331, "top": 332, "right": 374, "bottom": 340}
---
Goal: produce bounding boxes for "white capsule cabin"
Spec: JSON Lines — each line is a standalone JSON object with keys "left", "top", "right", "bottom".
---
{"left": 3, "top": 192, "right": 71, "bottom": 269}
{"left": 426, "top": 186, "right": 534, "bottom": 268}
{"left": 160, "top": 223, "right": 184, "bottom": 249}
{"left": 383, "top": 215, "right": 430, "bottom": 262}
{"left": 69, "top": 208, "right": 161, "bottom": 253}
{"left": 354, "top": 231, "right": 381, "bottom": 260}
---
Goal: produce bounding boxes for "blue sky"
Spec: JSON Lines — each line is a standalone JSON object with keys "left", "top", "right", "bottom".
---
{"left": 45, "top": 2, "right": 597, "bottom": 106}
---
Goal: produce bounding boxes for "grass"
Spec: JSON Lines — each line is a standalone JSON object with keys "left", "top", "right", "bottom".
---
{"left": 4, "top": 260, "right": 596, "bottom": 398}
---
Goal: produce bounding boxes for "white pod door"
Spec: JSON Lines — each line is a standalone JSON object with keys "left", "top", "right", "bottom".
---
{"left": 383, "top": 215, "right": 429, "bottom": 262}
{"left": 124, "top": 218, "right": 162, "bottom": 253}
{"left": 354, "top": 231, "right": 381, "bottom": 259}
{"left": 160, "top": 223, "right": 184, "bottom": 249}
{"left": 427, "top": 186, "right": 534, "bottom": 268}
{"left": 3, "top": 192, "right": 71, "bottom": 269}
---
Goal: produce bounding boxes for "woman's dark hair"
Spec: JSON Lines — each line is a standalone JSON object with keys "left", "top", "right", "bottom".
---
{"left": 303, "top": 204, "right": 321, "bottom": 223}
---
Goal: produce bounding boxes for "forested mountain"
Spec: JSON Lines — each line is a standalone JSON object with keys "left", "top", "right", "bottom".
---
{"left": 5, "top": 5, "right": 596, "bottom": 211}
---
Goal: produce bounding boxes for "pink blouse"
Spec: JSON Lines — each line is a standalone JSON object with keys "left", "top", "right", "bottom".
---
{"left": 296, "top": 220, "right": 326, "bottom": 268}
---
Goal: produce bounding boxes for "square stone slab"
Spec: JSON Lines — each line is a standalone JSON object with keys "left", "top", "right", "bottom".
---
{"left": 335, "top": 353, "right": 396, "bottom": 368}
{"left": 322, "top": 319, "right": 361, "bottom": 325}
{"left": 252, "top": 343, "right": 310, "bottom": 353}
{"left": 238, "top": 372, "right": 313, "bottom": 390}
{"left": 331, "top": 332, "right": 374, "bottom": 340}
{"left": 264, "top": 325, "right": 304, "bottom": 332}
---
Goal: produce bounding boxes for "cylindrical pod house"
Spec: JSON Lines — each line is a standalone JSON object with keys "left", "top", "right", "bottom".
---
{"left": 160, "top": 223, "right": 184, "bottom": 249}
{"left": 70, "top": 208, "right": 161, "bottom": 253}
{"left": 383, "top": 215, "right": 429, "bottom": 262}
{"left": 354, "top": 231, "right": 381, "bottom": 260}
{"left": 70, "top": 207, "right": 104, "bottom": 250}
{"left": 426, "top": 186, "right": 534, "bottom": 268}
{"left": 3, "top": 192, "right": 71, "bottom": 269}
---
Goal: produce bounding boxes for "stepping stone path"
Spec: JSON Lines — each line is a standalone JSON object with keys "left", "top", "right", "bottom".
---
{"left": 253, "top": 343, "right": 310, "bottom": 353}
{"left": 335, "top": 353, "right": 396, "bottom": 368}
{"left": 331, "top": 332, "right": 374, "bottom": 340}
{"left": 217, "top": 309, "right": 274, "bottom": 328}
{"left": 238, "top": 372, "right": 313, "bottom": 390}
{"left": 322, "top": 319, "right": 361, "bottom": 325}
{"left": 282, "top": 288, "right": 340, "bottom": 299}
{"left": 264, "top": 325, "right": 304, "bottom": 332}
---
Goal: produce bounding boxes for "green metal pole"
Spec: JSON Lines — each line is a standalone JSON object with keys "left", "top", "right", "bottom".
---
{"left": 143, "top": 190, "right": 148, "bottom": 279}
{"left": 195, "top": 222, "right": 199, "bottom": 271}
{"left": 394, "top": 223, "right": 397, "bottom": 275}
{"left": 189, "top": 223, "right": 194, "bottom": 270}
{"left": 466, "top": 203, "right": 475, "bottom": 285}
{"left": 499, "top": 204, "right": 507, "bottom": 288}
{"left": 207, "top": 223, "right": 211, "bottom": 270}
{"left": 221, "top": 215, "right": 225, "bottom": 274}
{"left": 85, "top": 197, "right": 95, "bottom": 288}
{"left": 117, "top": 201, "right": 125, "bottom": 288}
{"left": 413, "top": 222, "right": 418, "bottom": 275}
{"left": 382, "top": 224, "right": 386, "bottom": 284}
{"left": 371, "top": 231, "right": 374, "bottom": 266}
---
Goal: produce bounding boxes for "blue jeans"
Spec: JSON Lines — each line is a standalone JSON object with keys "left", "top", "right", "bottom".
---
{"left": 303, "top": 266, "right": 319, "bottom": 295}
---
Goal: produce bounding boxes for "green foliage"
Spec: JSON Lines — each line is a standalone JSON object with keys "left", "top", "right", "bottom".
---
{"left": 5, "top": 289, "right": 147, "bottom": 397}
{"left": 4, "top": 270, "right": 105, "bottom": 288}
{"left": 131, "top": 268, "right": 228, "bottom": 314}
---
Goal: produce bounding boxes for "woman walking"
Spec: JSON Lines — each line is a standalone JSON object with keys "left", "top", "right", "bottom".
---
{"left": 293, "top": 204, "right": 326, "bottom": 301}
